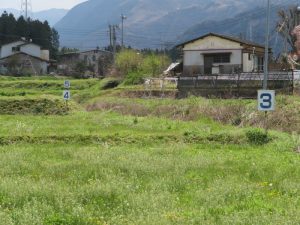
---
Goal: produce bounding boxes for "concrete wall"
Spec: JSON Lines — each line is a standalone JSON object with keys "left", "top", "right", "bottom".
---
{"left": 59, "top": 50, "right": 113, "bottom": 77}
{"left": 243, "top": 53, "right": 252, "bottom": 72}
{"left": 182, "top": 36, "right": 244, "bottom": 76}
{"left": 0, "top": 54, "right": 48, "bottom": 75}
{"left": 0, "top": 41, "right": 25, "bottom": 58}
{"left": 20, "top": 44, "right": 41, "bottom": 58}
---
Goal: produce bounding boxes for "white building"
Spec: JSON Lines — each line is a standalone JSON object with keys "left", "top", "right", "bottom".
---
{"left": 0, "top": 40, "right": 50, "bottom": 75}
{"left": 177, "top": 33, "right": 268, "bottom": 76}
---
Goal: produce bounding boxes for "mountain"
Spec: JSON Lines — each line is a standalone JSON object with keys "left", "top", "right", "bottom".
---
{"left": 33, "top": 9, "right": 68, "bottom": 26}
{"left": 54, "top": 0, "right": 298, "bottom": 49}
{"left": 0, "top": 8, "right": 68, "bottom": 26}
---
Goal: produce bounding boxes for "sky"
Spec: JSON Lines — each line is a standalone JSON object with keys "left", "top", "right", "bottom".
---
{"left": 0, "top": 0, "right": 87, "bottom": 11}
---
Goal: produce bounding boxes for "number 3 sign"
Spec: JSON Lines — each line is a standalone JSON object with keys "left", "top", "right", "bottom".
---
{"left": 258, "top": 90, "right": 275, "bottom": 111}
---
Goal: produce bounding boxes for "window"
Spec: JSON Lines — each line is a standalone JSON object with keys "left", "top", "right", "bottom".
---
{"left": 209, "top": 53, "right": 230, "bottom": 63}
{"left": 258, "top": 57, "right": 264, "bottom": 71}
{"left": 12, "top": 46, "right": 20, "bottom": 52}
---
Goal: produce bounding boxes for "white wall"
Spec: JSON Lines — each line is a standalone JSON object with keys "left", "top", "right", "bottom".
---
{"left": 0, "top": 41, "right": 25, "bottom": 58}
{"left": 183, "top": 36, "right": 243, "bottom": 67}
{"left": 21, "top": 44, "right": 41, "bottom": 59}
{"left": 243, "top": 53, "right": 253, "bottom": 72}
{"left": 41, "top": 50, "right": 50, "bottom": 61}
{"left": 0, "top": 41, "right": 42, "bottom": 59}
{"left": 184, "top": 49, "right": 242, "bottom": 66}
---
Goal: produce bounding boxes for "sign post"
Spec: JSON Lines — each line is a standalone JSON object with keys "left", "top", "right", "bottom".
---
{"left": 258, "top": 0, "right": 274, "bottom": 135}
{"left": 63, "top": 80, "right": 71, "bottom": 109}
{"left": 258, "top": 90, "right": 275, "bottom": 134}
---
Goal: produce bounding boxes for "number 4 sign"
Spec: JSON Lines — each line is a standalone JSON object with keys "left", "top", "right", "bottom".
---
{"left": 63, "top": 90, "right": 71, "bottom": 100}
{"left": 258, "top": 90, "right": 275, "bottom": 111}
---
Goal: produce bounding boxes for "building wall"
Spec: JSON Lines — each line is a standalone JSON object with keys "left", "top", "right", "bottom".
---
{"left": 0, "top": 41, "right": 42, "bottom": 59}
{"left": 0, "top": 41, "right": 25, "bottom": 58}
{"left": 243, "top": 53, "right": 253, "bottom": 72}
{"left": 0, "top": 54, "right": 48, "bottom": 75}
{"left": 20, "top": 44, "right": 41, "bottom": 58}
{"left": 58, "top": 50, "right": 113, "bottom": 77}
{"left": 182, "top": 36, "right": 244, "bottom": 76}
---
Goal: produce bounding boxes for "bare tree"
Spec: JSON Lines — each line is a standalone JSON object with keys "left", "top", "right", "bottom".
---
{"left": 277, "top": 6, "right": 300, "bottom": 54}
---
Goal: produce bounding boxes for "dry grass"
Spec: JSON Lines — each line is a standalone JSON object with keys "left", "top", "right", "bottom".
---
{"left": 87, "top": 95, "right": 300, "bottom": 134}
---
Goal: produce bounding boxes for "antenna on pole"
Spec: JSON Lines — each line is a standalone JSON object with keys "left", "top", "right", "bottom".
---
{"left": 21, "top": 0, "right": 32, "bottom": 21}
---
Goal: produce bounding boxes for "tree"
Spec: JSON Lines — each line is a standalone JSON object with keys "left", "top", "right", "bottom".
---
{"left": 60, "top": 47, "right": 79, "bottom": 54}
{"left": 50, "top": 28, "right": 60, "bottom": 60}
{"left": 277, "top": 6, "right": 300, "bottom": 54}
{"left": 116, "top": 49, "right": 143, "bottom": 75}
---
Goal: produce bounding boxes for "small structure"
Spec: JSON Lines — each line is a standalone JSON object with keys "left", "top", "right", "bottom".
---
{"left": 163, "top": 62, "right": 182, "bottom": 77}
{"left": 0, "top": 40, "right": 49, "bottom": 75}
{"left": 176, "top": 33, "right": 267, "bottom": 76}
{"left": 58, "top": 49, "right": 113, "bottom": 77}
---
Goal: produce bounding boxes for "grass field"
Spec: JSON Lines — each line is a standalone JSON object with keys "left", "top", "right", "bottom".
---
{"left": 0, "top": 76, "right": 299, "bottom": 225}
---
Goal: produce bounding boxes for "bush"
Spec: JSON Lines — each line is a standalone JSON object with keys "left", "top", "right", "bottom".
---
{"left": 246, "top": 129, "right": 270, "bottom": 145}
{"left": 123, "top": 71, "right": 146, "bottom": 85}
{"left": 116, "top": 50, "right": 143, "bottom": 75}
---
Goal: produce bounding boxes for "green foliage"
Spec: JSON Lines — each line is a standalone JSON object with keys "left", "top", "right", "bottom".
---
{"left": 116, "top": 49, "right": 143, "bottom": 75}
{"left": 142, "top": 54, "right": 170, "bottom": 76}
{"left": 246, "top": 129, "right": 270, "bottom": 145}
{"left": 0, "top": 97, "right": 71, "bottom": 115}
{"left": 0, "top": 76, "right": 299, "bottom": 224}
{"left": 123, "top": 71, "right": 146, "bottom": 85}
{"left": 74, "top": 61, "right": 88, "bottom": 77}
{"left": 116, "top": 50, "right": 171, "bottom": 85}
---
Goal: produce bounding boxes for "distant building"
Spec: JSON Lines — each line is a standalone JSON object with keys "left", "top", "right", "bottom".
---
{"left": 0, "top": 40, "right": 50, "bottom": 75}
{"left": 176, "top": 33, "right": 269, "bottom": 76}
{"left": 58, "top": 49, "right": 113, "bottom": 77}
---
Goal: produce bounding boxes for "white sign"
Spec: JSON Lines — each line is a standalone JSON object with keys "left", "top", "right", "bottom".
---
{"left": 258, "top": 90, "right": 275, "bottom": 111}
{"left": 64, "top": 80, "right": 70, "bottom": 89}
{"left": 63, "top": 90, "right": 71, "bottom": 100}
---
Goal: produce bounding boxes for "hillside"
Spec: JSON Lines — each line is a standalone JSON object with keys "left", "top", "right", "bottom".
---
{"left": 55, "top": 0, "right": 299, "bottom": 49}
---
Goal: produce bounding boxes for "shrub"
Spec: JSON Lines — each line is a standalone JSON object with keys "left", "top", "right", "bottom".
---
{"left": 116, "top": 49, "right": 143, "bottom": 75}
{"left": 123, "top": 71, "right": 146, "bottom": 85}
{"left": 246, "top": 129, "right": 270, "bottom": 145}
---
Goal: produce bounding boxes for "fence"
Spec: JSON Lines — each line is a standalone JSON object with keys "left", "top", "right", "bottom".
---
{"left": 177, "top": 72, "right": 294, "bottom": 98}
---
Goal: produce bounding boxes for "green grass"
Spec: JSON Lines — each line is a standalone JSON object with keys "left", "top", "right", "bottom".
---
{"left": 0, "top": 75, "right": 299, "bottom": 224}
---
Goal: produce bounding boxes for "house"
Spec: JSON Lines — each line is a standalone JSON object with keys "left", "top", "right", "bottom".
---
{"left": 176, "top": 33, "right": 268, "bottom": 76}
{"left": 58, "top": 49, "right": 113, "bottom": 77}
{"left": 0, "top": 40, "right": 50, "bottom": 75}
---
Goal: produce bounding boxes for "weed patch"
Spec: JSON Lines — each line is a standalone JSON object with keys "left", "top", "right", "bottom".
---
{"left": 0, "top": 97, "right": 71, "bottom": 115}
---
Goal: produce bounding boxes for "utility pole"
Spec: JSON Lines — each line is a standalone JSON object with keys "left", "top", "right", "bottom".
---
{"left": 263, "top": 0, "right": 270, "bottom": 90}
{"left": 121, "top": 14, "right": 127, "bottom": 48}
{"left": 112, "top": 25, "right": 117, "bottom": 64}
{"left": 21, "top": 0, "right": 31, "bottom": 21}
{"left": 108, "top": 25, "right": 112, "bottom": 49}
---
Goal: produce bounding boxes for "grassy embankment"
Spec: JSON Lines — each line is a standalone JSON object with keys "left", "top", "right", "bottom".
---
{"left": 0, "top": 76, "right": 299, "bottom": 224}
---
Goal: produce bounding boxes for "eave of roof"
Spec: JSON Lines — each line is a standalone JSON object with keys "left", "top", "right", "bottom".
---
{"left": 0, "top": 52, "right": 49, "bottom": 62}
{"left": 176, "top": 33, "right": 267, "bottom": 49}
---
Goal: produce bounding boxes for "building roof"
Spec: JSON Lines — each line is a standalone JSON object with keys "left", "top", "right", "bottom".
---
{"left": 0, "top": 40, "right": 42, "bottom": 49}
{"left": 0, "top": 52, "right": 49, "bottom": 62}
{"left": 176, "top": 33, "right": 266, "bottom": 49}
{"left": 60, "top": 49, "right": 112, "bottom": 56}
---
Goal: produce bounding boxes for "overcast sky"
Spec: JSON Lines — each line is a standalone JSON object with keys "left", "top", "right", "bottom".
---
{"left": 0, "top": 0, "right": 87, "bottom": 11}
